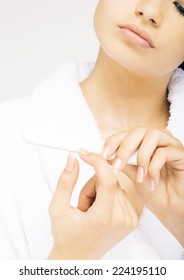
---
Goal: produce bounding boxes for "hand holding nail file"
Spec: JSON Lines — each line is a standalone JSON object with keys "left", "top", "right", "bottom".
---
{"left": 22, "top": 126, "right": 138, "bottom": 165}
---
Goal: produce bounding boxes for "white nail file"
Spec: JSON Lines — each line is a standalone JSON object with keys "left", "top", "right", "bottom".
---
{"left": 22, "top": 126, "right": 138, "bottom": 165}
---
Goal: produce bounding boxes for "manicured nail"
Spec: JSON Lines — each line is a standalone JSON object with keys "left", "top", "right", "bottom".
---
{"left": 79, "top": 148, "right": 90, "bottom": 155}
{"left": 150, "top": 179, "right": 155, "bottom": 191}
{"left": 136, "top": 166, "right": 144, "bottom": 183}
{"left": 65, "top": 153, "right": 75, "bottom": 171}
{"left": 101, "top": 146, "right": 111, "bottom": 158}
{"left": 112, "top": 158, "right": 123, "bottom": 171}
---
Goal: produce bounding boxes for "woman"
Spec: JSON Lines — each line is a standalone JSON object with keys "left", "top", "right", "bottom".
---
{"left": 0, "top": 0, "right": 184, "bottom": 259}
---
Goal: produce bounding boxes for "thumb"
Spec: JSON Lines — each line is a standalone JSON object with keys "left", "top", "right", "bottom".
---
{"left": 50, "top": 153, "right": 79, "bottom": 213}
{"left": 78, "top": 175, "right": 96, "bottom": 212}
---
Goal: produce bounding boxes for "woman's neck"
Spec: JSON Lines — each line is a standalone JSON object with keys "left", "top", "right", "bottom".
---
{"left": 80, "top": 49, "right": 172, "bottom": 138}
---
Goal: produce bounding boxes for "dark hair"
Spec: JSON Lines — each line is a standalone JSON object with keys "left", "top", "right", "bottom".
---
{"left": 179, "top": 62, "right": 184, "bottom": 70}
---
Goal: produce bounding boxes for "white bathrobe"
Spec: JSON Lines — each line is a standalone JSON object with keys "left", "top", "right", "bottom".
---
{"left": 0, "top": 62, "right": 183, "bottom": 260}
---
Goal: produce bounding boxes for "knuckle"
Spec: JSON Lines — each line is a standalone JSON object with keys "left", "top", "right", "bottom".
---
{"left": 174, "top": 137, "right": 183, "bottom": 146}
{"left": 162, "top": 128, "right": 173, "bottom": 136}
{"left": 133, "top": 126, "right": 147, "bottom": 134}
{"left": 156, "top": 147, "right": 165, "bottom": 157}
{"left": 147, "top": 128, "right": 160, "bottom": 139}
{"left": 137, "top": 152, "right": 148, "bottom": 168}
{"left": 57, "top": 173, "right": 68, "bottom": 188}
{"left": 104, "top": 135, "right": 116, "bottom": 147}
{"left": 105, "top": 131, "right": 121, "bottom": 143}
{"left": 162, "top": 129, "right": 181, "bottom": 146}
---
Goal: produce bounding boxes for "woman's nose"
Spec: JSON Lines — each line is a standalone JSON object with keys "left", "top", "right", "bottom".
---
{"left": 135, "top": 0, "right": 163, "bottom": 26}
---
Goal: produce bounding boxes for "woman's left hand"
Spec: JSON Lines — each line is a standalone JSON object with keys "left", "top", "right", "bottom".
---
{"left": 101, "top": 127, "right": 184, "bottom": 246}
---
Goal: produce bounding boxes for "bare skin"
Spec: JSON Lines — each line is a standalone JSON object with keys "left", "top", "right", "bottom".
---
{"left": 48, "top": 152, "right": 138, "bottom": 260}
{"left": 48, "top": 0, "right": 184, "bottom": 259}
{"left": 80, "top": 48, "right": 170, "bottom": 217}
{"left": 102, "top": 127, "right": 184, "bottom": 247}
{"left": 80, "top": 48, "right": 170, "bottom": 140}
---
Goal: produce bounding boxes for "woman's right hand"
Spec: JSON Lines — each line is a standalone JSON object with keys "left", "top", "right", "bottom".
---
{"left": 48, "top": 151, "right": 138, "bottom": 260}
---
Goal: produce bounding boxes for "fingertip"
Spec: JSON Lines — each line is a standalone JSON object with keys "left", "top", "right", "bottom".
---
{"left": 101, "top": 145, "right": 111, "bottom": 158}
{"left": 112, "top": 157, "right": 124, "bottom": 172}
{"left": 136, "top": 166, "right": 145, "bottom": 183}
{"left": 65, "top": 152, "right": 76, "bottom": 172}
{"left": 78, "top": 149, "right": 95, "bottom": 166}
{"left": 79, "top": 149, "right": 91, "bottom": 156}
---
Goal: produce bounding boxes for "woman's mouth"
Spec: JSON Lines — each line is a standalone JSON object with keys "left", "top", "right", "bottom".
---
{"left": 118, "top": 24, "right": 155, "bottom": 49}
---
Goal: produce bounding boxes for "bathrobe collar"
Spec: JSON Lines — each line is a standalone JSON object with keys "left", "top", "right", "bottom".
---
{"left": 32, "top": 62, "right": 184, "bottom": 143}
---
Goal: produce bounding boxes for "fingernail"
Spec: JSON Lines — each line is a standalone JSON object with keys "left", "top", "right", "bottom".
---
{"left": 79, "top": 148, "right": 90, "bottom": 155}
{"left": 150, "top": 179, "right": 155, "bottom": 191}
{"left": 65, "top": 153, "right": 75, "bottom": 171}
{"left": 112, "top": 158, "right": 123, "bottom": 171}
{"left": 136, "top": 166, "right": 144, "bottom": 183}
{"left": 101, "top": 146, "right": 111, "bottom": 158}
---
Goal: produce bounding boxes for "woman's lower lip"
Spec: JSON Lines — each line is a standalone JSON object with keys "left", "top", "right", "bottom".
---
{"left": 120, "top": 27, "right": 151, "bottom": 49}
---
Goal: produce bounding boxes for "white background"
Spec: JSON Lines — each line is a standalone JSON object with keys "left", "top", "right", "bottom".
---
{"left": 0, "top": 0, "right": 99, "bottom": 102}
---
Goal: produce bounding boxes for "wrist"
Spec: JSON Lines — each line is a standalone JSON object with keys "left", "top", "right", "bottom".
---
{"left": 47, "top": 247, "right": 66, "bottom": 260}
{"left": 47, "top": 246, "right": 102, "bottom": 260}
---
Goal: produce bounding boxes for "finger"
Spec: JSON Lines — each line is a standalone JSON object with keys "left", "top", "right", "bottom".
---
{"left": 122, "top": 164, "right": 138, "bottom": 183}
{"left": 162, "top": 128, "right": 177, "bottom": 138}
{"left": 79, "top": 150, "right": 117, "bottom": 215}
{"left": 107, "top": 158, "right": 138, "bottom": 183}
{"left": 137, "top": 129, "right": 182, "bottom": 175}
{"left": 136, "top": 129, "right": 170, "bottom": 180}
{"left": 49, "top": 153, "right": 79, "bottom": 215}
{"left": 77, "top": 176, "right": 96, "bottom": 212}
{"left": 101, "top": 130, "right": 129, "bottom": 158}
{"left": 148, "top": 146, "right": 184, "bottom": 186}
{"left": 112, "top": 127, "right": 181, "bottom": 179}
{"left": 112, "top": 127, "right": 147, "bottom": 171}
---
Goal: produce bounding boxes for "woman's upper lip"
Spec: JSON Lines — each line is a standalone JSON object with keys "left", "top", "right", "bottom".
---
{"left": 119, "top": 24, "right": 155, "bottom": 48}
